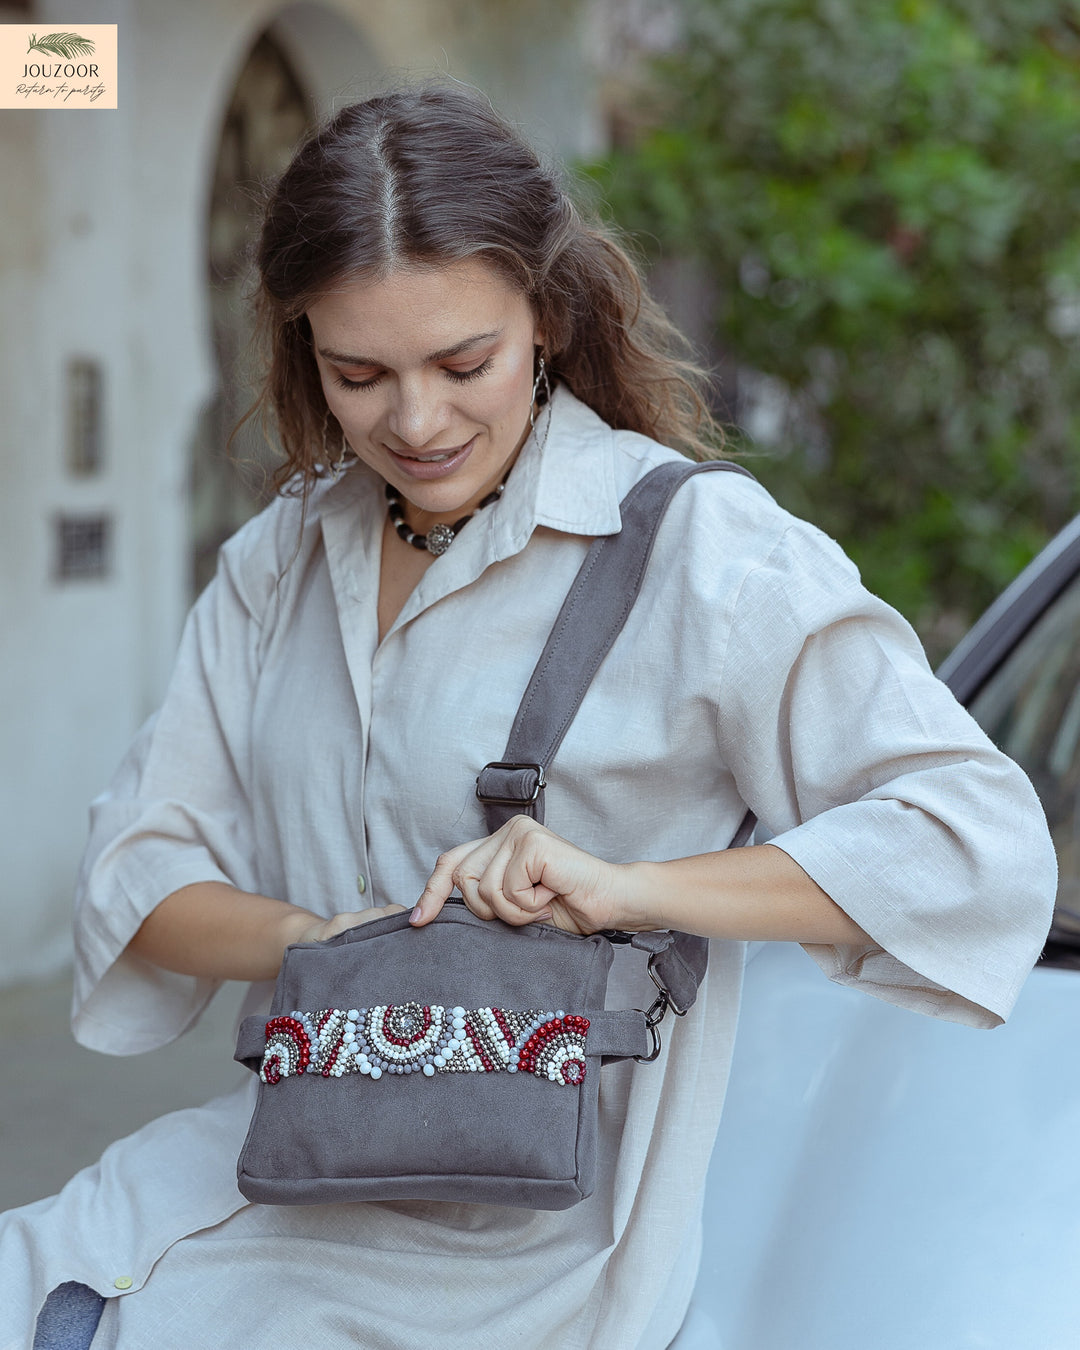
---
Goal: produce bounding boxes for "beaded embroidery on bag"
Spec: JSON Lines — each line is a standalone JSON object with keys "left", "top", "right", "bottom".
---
{"left": 260, "top": 1003, "right": 590, "bottom": 1087}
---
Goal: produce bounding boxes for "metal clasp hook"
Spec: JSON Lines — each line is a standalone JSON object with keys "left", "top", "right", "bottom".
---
{"left": 633, "top": 991, "right": 670, "bottom": 1063}
{"left": 647, "top": 956, "right": 690, "bottom": 1016}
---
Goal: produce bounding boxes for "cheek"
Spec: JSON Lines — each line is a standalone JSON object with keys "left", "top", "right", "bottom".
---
{"left": 481, "top": 356, "right": 534, "bottom": 424}
{"left": 504, "top": 342, "right": 535, "bottom": 388}
{"left": 322, "top": 383, "right": 376, "bottom": 434}
{"left": 315, "top": 368, "right": 343, "bottom": 416}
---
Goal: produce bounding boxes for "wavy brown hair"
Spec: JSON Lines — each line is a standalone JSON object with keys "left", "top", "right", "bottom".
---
{"left": 251, "top": 84, "right": 721, "bottom": 494}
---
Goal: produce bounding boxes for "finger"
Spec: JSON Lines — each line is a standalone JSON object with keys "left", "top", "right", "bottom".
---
{"left": 502, "top": 845, "right": 559, "bottom": 914}
{"left": 325, "top": 910, "right": 375, "bottom": 936}
{"left": 412, "top": 839, "right": 480, "bottom": 925}
{"left": 499, "top": 825, "right": 560, "bottom": 915}
{"left": 453, "top": 836, "right": 508, "bottom": 921}
{"left": 319, "top": 904, "right": 407, "bottom": 940}
{"left": 472, "top": 835, "right": 557, "bottom": 927}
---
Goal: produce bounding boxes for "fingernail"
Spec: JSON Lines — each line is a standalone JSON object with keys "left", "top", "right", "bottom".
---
{"left": 409, "top": 905, "right": 422, "bottom": 924}
{"left": 537, "top": 909, "right": 552, "bottom": 922}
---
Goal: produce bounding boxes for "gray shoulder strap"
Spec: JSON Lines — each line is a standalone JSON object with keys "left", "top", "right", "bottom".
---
{"left": 476, "top": 458, "right": 758, "bottom": 1016}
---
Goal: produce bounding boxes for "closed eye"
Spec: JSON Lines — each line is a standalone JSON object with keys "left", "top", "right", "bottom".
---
{"left": 334, "top": 371, "right": 382, "bottom": 391}
{"left": 332, "top": 356, "right": 494, "bottom": 392}
{"left": 443, "top": 357, "right": 493, "bottom": 384}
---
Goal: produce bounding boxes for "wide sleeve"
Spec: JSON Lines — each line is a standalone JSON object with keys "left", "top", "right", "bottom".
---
{"left": 714, "top": 517, "right": 1057, "bottom": 1029}
{"left": 71, "top": 518, "right": 274, "bottom": 1055}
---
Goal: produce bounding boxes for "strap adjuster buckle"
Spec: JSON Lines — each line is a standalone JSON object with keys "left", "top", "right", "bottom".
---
{"left": 475, "top": 761, "right": 547, "bottom": 806}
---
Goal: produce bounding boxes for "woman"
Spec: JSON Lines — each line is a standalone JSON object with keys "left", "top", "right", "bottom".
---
{"left": 4, "top": 84, "right": 1055, "bottom": 1348}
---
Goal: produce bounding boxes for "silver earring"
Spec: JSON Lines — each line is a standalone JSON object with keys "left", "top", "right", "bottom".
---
{"left": 323, "top": 411, "right": 348, "bottom": 479}
{"left": 332, "top": 434, "right": 348, "bottom": 480}
{"left": 529, "top": 354, "right": 552, "bottom": 430}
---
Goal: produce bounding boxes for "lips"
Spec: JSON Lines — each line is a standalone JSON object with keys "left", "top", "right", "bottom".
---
{"left": 397, "top": 449, "right": 458, "bottom": 464}
{"left": 386, "top": 436, "right": 476, "bottom": 481}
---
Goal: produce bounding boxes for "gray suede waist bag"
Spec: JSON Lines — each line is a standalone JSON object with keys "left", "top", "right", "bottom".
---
{"left": 234, "top": 460, "right": 755, "bottom": 1210}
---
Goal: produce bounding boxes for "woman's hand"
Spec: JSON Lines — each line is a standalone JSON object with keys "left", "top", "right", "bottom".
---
{"left": 411, "top": 816, "right": 642, "bottom": 934}
{"left": 293, "top": 905, "right": 408, "bottom": 944}
{"left": 410, "top": 820, "right": 872, "bottom": 946}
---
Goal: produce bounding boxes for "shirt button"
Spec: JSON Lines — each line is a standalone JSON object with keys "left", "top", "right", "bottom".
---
{"left": 113, "top": 1276, "right": 133, "bottom": 1290}
{"left": 355, "top": 874, "right": 367, "bottom": 896}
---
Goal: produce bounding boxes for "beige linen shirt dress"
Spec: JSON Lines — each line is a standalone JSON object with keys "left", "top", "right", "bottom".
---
{"left": 0, "top": 388, "right": 1056, "bottom": 1348}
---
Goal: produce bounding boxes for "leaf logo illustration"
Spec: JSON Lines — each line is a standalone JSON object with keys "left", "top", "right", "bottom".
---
{"left": 26, "top": 32, "right": 96, "bottom": 59}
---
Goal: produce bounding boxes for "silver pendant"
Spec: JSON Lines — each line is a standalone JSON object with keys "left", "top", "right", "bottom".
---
{"left": 425, "top": 522, "right": 456, "bottom": 556}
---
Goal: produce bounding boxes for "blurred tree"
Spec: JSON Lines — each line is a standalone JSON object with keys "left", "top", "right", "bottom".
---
{"left": 590, "top": 0, "right": 1080, "bottom": 655}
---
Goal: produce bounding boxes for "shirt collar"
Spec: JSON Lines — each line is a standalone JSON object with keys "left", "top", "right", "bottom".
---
{"left": 516, "top": 384, "right": 623, "bottom": 538}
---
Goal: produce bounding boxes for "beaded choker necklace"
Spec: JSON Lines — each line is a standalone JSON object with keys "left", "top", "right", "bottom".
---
{"left": 384, "top": 481, "right": 505, "bottom": 557}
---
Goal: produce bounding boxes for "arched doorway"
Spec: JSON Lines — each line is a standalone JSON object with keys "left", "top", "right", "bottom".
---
{"left": 190, "top": 31, "right": 311, "bottom": 595}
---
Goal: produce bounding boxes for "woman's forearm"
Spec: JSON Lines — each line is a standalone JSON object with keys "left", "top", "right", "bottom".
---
{"left": 617, "top": 844, "right": 869, "bottom": 945}
{"left": 128, "top": 883, "right": 324, "bottom": 981}
{"left": 417, "top": 818, "right": 871, "bottom": 945}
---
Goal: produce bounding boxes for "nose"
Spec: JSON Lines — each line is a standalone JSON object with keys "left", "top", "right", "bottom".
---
{"left": 386, "top": 377, "right": 452, "bottom": 448}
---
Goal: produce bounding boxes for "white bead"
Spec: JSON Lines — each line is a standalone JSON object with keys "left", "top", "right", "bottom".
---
{"left": 369, "top": 1066, "right": 382, "bottom": 1079}
{"left": 423, "top": 1064, "right": 435, "bottom": 1077}
{"left": 452, "top": 1006, "right": 465, "bottom": 1018}
{"left": 433, "top": 1055, "right": 445, "bottom": 1067}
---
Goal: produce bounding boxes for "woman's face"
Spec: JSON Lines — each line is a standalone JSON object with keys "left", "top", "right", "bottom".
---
{"left": 307, "top": 259, "right": 543, "bottom": 531}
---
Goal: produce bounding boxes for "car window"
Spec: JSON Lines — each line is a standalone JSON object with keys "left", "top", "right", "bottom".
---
{"left": 968, "top": 568, "right": 1080, "bottom": 954}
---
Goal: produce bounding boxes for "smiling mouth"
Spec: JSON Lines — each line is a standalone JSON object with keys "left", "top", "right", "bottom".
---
{"left": 385, "top": 436, "right": 477, "bottom": 476}
{"left": 395, "top": 447, "right": 464, "bottom": 464}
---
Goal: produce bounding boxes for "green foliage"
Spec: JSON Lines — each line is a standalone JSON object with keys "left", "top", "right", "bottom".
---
{"left": 27, "top": 32, "right": 95, "bottom": 59}
{"left": 590, "top": 0, "right": 1080, "bottom": 656}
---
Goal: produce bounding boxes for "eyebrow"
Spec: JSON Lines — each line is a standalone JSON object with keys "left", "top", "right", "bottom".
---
{"left": 317, "top": 330, "right": 503, "bottom": 367}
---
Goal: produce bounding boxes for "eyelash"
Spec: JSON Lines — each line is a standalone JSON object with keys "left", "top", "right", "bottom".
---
{"left": 333, "top": 356, "right": 494, "bottom": 392}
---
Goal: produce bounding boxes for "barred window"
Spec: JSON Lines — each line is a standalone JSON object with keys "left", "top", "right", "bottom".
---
{"left": 67, "top": 358, "right": 104, "bottom": 475}
{"left": 55, "top": 514, "right": 110, "bottom": 580}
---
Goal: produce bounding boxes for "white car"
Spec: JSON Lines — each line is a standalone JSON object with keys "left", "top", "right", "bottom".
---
{"left": 680, "top": 517, "right": 1080, "bottom": 1350}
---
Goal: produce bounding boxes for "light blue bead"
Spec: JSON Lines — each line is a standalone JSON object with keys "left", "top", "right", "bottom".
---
{"left": 423, "top": 1064, "right": 435, "bottom": 1076}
